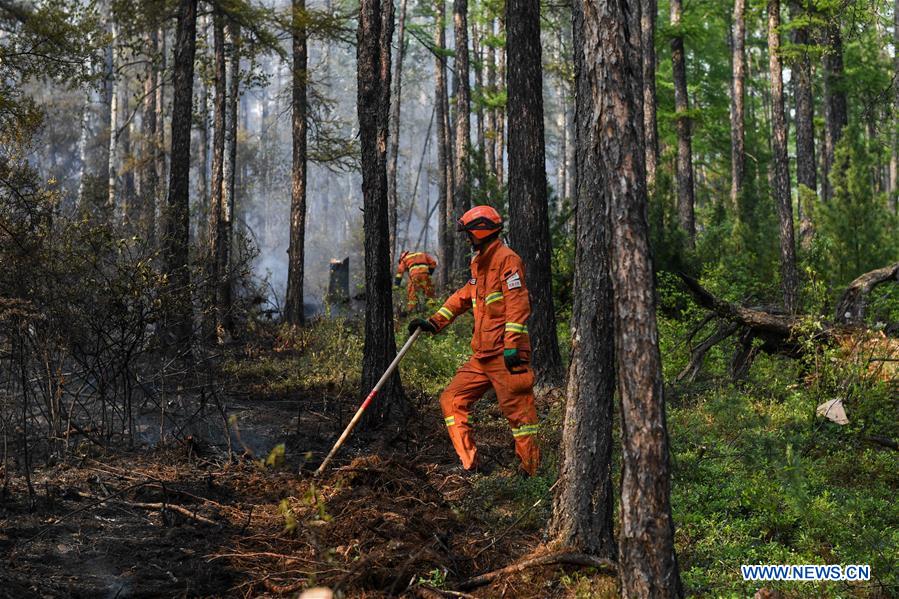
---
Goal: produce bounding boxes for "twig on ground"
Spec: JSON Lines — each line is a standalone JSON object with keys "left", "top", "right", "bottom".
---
{"left": 473, "top": 479, "right": 560, "bottom": 559}
{"left": 457, "top": 551, "right": 617, "bottom": 591}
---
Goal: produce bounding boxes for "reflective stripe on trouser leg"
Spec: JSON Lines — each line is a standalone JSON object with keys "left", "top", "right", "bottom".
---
{"left": 439, "top": 360, "right": 491, "bottom": 470}
{"left": 480, "top": 355, "right": 540, "bottom": 476}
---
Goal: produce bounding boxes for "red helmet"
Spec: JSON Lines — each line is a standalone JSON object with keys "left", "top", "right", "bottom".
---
{"left": 457, "top": 205, "right": 502, "bottom": 241}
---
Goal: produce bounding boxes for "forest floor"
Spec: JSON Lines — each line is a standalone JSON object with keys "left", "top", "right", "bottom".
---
{"left": 1, "top": 313, "right": 896, "bottom": 598}
{"left": 0, "top": 323, "right": 609, "bottom": 599}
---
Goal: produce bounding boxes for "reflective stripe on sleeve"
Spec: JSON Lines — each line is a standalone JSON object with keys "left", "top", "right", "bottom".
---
{"left": 437, "top": 306, "right": 454, "bottom": 320}
{"left": 485, "top": 291, "right": 503, "bottom": 305}
{"left": 444, "top": 416, "right": 455, "bottom": 426}
{"left": 505, "top": 322, "right": 528, "bottom": 334}
{"left": 410, "top": 264, "right": 430, "bottom": 271}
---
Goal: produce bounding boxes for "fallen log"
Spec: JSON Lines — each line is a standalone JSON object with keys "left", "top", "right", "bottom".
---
{"left": 835, "top": 262, "right": 899, "bottom": 325}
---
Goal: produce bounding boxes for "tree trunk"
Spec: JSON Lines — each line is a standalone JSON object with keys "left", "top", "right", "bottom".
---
{"left": 141, "top": 29, "right": 159, "bottom": 243}
{"left": 549, "top": 0, "right": 615, "bottom": 558}
{"left": 822, "top": 24, "right": 848, "bottom": 202}
{"left": 641, "top": 0, "right": 659, "bottom": 190}
{"left": 435, "top": 0, "right": 453, "bottom": 288}
{"left": 285, "top": 0, "right": 308, "bottom": 326}
{"left": 892, "top": 0, "right": 899, "bottom": 213}
{"left": 790, "top": 0, "right": 815, "bottom": 244}
{"left": 495, "top": 16, "right": 505, "bottom": 188}
{"left": 473, "top": 20, "right": 485, "bottom": 175}
{"left": 452, "top": 0, "right": 471, "bottom": 274}
{"left": 358, "top": 0, "right": 402, "bottom": 427}
{"left": 485, "top": 18, "right": 497, "bottom": 177}
{"left": 209, "top": 11, "right": 226, "bottom": 337}
{"left": 768, "top": 0, "right": 798, "bottom": 312}
{"left": 221, "top": 22, "right": 239, "bottom": 335}
{"left": 119, "top": 77, "right": 135, "bottom": 228}
{"left": 730, "top": 0, "right": 746, "bottom": 212}
{"left": 582, "top": 0, "right": 683, "bottom": 594}
{"left": 506, "top": 0, "right": 564, "bottom": 388}
{"left": 196, "top": 18, "right": 209, "bottom": 241}
{"left": 161, "top": 0, "right": 198, "bottom": 352}
{"left": 670, "top": 0, "right": 695, "bottom": 245}
{"left": 106, "top": 19, "right": 119, "bottom": 222}
{"left": 155, "top": 25, "right": 167, "bottom": 247}
{"left": 387, "top": 0, "right": 408, "bottom": 264}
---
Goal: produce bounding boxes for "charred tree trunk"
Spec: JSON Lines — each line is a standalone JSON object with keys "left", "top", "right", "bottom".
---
{"left": 730, "top": 0, "right": 746, "bottom": 211}
{"left": 221, "top": 22, "right": 240, "bottom": 335}
{"left": 452, "top": 0, "right": 471, "bottom": 274}
{"left": 583, "top": 0, "right": 683, "bottom": 594}
{"left": 209, "top": 11, "right": 226, "bottom": 337}
{"left": 641, "top": 0, "right": 659, "bottom": 189}
{"left": 790, "top": 0, "right": 816, "bottom": 244}
{"left": 435, "top": 0, "right": 453, "bottom": 288}
{"left": 768, "top": 0, "right": 798, "bottom": 312}
{"left": 387, "top": 0, "right": 408, "bottom": 264}
{"left": 506, "top": 0, "right": 564, "bottom": 388}
{"left": 822, "top": 24, "right": 848, "bottom": 202}
{"left": 161, "top": 0, "right": 198, "bottom": 353}
{"left": 141, "top": 29, "right": 159, "bottom": 243}
{"left": 358, "top": 0, "right": 403, "bottom": 427}
{"left": 670, "top": 0, "right": 695, "bottom": 245}
{"left": 285, "top": 0, "right": 308, "bottom": 326}
{"left": 549, "top": 0, "right": 615, "bottom": 558}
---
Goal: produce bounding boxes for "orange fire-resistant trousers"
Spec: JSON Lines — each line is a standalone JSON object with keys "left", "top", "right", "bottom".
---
{"left": 439, "top": 354, "right": 540, "bottom": 475}
{"left": 407, "top": 273, "right": 435, "bottom": 310}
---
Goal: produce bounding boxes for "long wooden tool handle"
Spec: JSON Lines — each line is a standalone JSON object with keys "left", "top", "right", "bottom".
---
{"left": 314, "top": 328, "right": 421, "bottom": 476}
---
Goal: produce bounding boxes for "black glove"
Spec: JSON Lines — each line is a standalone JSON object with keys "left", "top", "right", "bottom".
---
{"left": 428, "top": 267, "right": 435, "bottom": 275}
{"left": 408, "top": 318, "right": 437, "bottom": 335}
{"left": 394, "top": 276, "right": 402, "bottom": 287}
{"left": 503, "top": 349, "right": 526, "bottom": 372}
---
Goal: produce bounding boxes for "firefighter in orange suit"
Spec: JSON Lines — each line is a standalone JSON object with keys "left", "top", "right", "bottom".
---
{"left": 407, "top": 205, "right": 539, "bottom": 476}
{"left": 395, "top": 250, "right": 438, "bottom": 311}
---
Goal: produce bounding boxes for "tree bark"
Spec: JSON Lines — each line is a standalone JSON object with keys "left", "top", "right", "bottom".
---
{"left": 435, "top": 0, "right": 453, "bottom": 288}
{"left": 582, "top": 0, "right": 683, "bottom": 593}
{"left": 549, "top": 0, "right": 615, "bottom": 558}
{"left": 141, "top": 29, "right": 159, "bottom": 243}
{"left": 506, "top": 0, "right": 564, "bottom": 388}
{"left": 106, "top": 19, "right": 119, "bottom": 223}
{"left": 285, "top": 0, "right": 308, "bottom": 326}
{"left": 155, "top": 25, "right": 167, "bottom": 247}
{"left": 495, "top": 16, "right": 505, "bottom": 188}
{"left": 473, "top": 20, "right": 485, "bottom": 175}
{"left": 387, "top": 0, "right": 408, "bottom": 264}
{"left": 221, "top": 21, "right": 239, "bottom": 335}
{"left": 485, "top": 18, "right": 497, "bottom": 177}
{"left": 790, "top": 0, "right": 816, "bottom": 244}
{"left": 209, "top": 11, "right": 226, "bottom": 337}
{"left": 642, "top": 0, "right": 659, "bottom": 190}
{"left": 768, "top": 0, "right": 798, "bottom": 313}
{"left": 730, "top": 0, "right": 746, "bottom": 212}
{"left": 452, "top": 0, "right": 471, "bottom": 274}
{"left": 892, "top": 0, "right": 899, "bottom": 212}
{"left": 822, "top": 24, "right": 848, "bottom": 202}
{"left": 161, "top": 0, "right": 198, "bottom": 352}
{"left": 834, "top": 262, "right": 899, "bottom": 324}
{"left": 358, "top": 0, "right": 402, "bottom": 427}
{"left": 670, "top": 0, "right": 695, "bottom": 245}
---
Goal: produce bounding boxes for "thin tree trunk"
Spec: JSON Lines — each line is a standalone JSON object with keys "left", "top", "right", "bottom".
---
{"left": 485, "top": 17, "right": 497, "bottom": 177}
{"left": 790, "top": 0, "right": 816, "bottom": 244}
{"left": 162, "top": 0, "right": 198, "bottom": 353}
{"left": 670, "top": 0, "right": 695, "bottom": 245}
{"left": 141, "top": 29, "right": 159, "bottom": 242}
{"left": 822, "top": 24, "right": 847, "bottom": 202}
{"left": 209, "top": 11, "right": 226, "bottom": 337}
{"left": 768, "top": 0, "right": 798, "bottom": 312}
{"left": 452, "top": 0, "right": 471, "bottom": 274}
{"left": 196, "top": 17, "right": 209, "bottom": 241}
{"left": 495, "top": 16, "right": 505, "bottom": 188}
{"left": 473, "top": 20, "right": 485, "bottom": 177}
{"left": 642, "top": 0, "right": 659, "bottom": 189}
{"left": 221, "top": 21, "right": 240, "bottom": 335}
{"left": 435, "top": 0, "right": 453, "bottom": 288}
{"left": 582, "top": 0, "right": 683, "bottom": 594}
{"left": 549, "top": 0, "right": 615, "bottom": 558}
{"left": 107, "top": 20, "right": 118, "bottom": 222}
{"left": 387, "top": 0, "right": 408, "bottom": 264}
{"left": 120, "top": 77, "right": 135, "bottom": 228}
{"left": 285, "top": 0, "right": 308, "bottom": 326}
{"left": 506, "top": 0, "right": 564, "bottom": 388}
{"left": 892, "top": 0, "right": 899, "bottom": 212}
{"left": 155, "top": 26, "right": 166, "bottom": 247}
{"left": 730, "top": 0, "right": 746, "bottom": 212}
{"left": 358, "top": 0, "right": 402, "bottom": 427}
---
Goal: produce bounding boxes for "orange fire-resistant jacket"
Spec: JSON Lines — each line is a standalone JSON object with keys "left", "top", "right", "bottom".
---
{"left": 428, "top": 239, "right": 530, "bottom": 358}
{"left": 395, "top": 252, "right": 437, "bottom": 281}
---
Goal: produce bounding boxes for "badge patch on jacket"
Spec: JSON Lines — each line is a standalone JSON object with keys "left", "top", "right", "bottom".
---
{"left": 505, "top": 271, "right": 522, "bottom": 290}
{"left": 469, "top": 278, "right": 477, "bottom": 285}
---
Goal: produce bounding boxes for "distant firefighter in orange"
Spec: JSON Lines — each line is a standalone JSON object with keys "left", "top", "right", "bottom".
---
{"left": 395, "top": 250, "right": 437, "bottom": 311}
